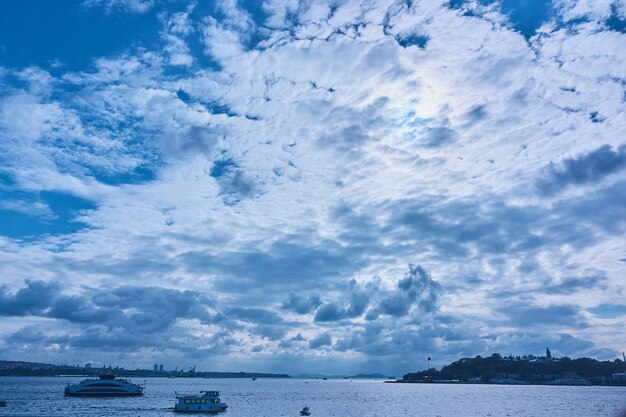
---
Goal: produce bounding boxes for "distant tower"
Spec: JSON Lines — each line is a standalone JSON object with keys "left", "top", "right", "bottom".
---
{"left": 546, "top": 347, "right": 552, "bottom": 360}
{"left": 154, "top": 364, "right": 159, "bottom": 372}
{"left": 159, "top": 364, "right": 164, "bottom": 372}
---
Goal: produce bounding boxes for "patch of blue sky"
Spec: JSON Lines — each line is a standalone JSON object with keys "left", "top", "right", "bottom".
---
{"left": 447, "top": 0, "right": 554, "bottom": 39}
{"left": 0, "top": 172, "right": 14, "bottom": 187}
{"left": 606, "top": 6, "right": 626, "bottom": 33}
{"left": 0, "top": 0, "right": 163, "bottom": 70}
{"left": 210, "top": 158, "right": 236, "bottom": 178}
{"left": 0, "top": 189, "right": 95, "bottom": 240}
{"left": 588, "top": 303, "right": 626, "bottom": 319}
{"left": 500, "top": 0, "right": 554, "bottom": 38}
{"left": 176, "top": 88, "right": 193, "bottom": 104}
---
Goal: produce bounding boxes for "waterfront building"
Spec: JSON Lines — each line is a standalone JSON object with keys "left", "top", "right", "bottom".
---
{"left": 612, "top": 372, "right": 626, "bottom": 383}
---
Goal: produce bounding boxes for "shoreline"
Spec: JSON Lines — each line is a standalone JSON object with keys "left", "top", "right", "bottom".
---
{"left": 388, "top": 380, "right": 626, "bottom": 387}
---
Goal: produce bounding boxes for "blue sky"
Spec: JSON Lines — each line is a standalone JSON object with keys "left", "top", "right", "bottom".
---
{"left": 0, "top": 0, "right": 625, "bottom": 376}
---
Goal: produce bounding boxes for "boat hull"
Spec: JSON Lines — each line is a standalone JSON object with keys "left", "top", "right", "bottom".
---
{"left": 174, "top": 405, "right": 228, "bottom": 413}
{"left": 64, "top": 391, "right": 143, "bottom": 397}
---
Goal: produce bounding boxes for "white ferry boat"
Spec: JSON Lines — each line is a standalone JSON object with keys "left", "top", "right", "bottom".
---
{"left": 64, "top": 374, "right": 144, "bottom": 396}
{"left": 174, "top": 391, "right": 228, "bottom": 413}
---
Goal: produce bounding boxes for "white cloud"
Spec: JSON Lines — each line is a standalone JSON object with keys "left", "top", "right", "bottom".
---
{"left": 161, "top": 11, "right": 195, "bottom": 66}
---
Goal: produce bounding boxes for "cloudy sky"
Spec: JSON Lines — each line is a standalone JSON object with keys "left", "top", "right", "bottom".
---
{"left": 0, "top": 0, "right": 625, "bottom": 376}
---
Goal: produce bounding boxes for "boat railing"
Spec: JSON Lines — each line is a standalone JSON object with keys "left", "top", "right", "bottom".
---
{"left": 175, "top": 391, "right": 221, "bottom": 399}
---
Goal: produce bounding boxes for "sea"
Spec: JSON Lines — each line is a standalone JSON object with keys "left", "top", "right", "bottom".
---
{"left": 1, "top": 377, "right": 625, "bottom": 417}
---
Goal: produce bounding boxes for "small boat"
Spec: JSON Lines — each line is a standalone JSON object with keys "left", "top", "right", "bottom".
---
{"left": 0, "top": 399, "right": 6, "bottom": 407}
{"left": 252, "top": 377, "right": 257, "bottom": 381}
{"left": 64, "top": 374, "right": 144, "bottom": 397}
{"left": 174, "top": 391, "right": 228, "bottom": 413}
{"left": 300, "top": 406, "right": 311, "bottom": 416}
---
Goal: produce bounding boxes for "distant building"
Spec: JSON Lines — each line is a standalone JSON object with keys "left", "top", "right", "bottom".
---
{"left": 85, "top": 363, "right": 92, "bottom": 369}
{"left": 154, "top": 364, "right": 159, "bottom": 372}
{"left": 159, "top": 364, "right": 164, "bottom": 372}
{"left": 612, "top": 372, "right": 626, "bottom": 383}
{"left": 546, "top": 347, "right": 552, "bottom": 360}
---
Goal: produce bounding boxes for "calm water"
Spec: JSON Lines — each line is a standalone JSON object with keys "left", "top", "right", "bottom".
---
{"left": 1, "top": 377, "right": 625, "bottom": 417}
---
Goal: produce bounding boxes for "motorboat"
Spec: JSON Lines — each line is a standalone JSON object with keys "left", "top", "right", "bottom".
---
{"left": 174, "top": 391, "right": 228, "bottom": 413}
{"left": 300, "top": 406, "right": 311, "bottom": 416}
{"left": 64, "top": 374, "right": 144, "bottom": 396}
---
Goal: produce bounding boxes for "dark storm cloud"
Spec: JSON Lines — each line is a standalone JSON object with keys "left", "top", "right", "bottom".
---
{"left": 536, "top": 144, "right": 626, "bottom": 196}
{"left": 486, "top": 332, "right": 598, "bottom": 358}
{"left": 313, "top": 265, "right": 442, "bottom": 323}
{"left": 313, "top": 302, "right": 347, "bottom": 322}
{"left": 0, "top": 280, "right": 217, "bottom": 333}
{"left": 314, "top": 278, "right": 377, "bottom": 322}
{"left": 280, "top": 292, "right": 322, "bottom": 314}
{"left": 309, "top": 332, "right": 332, "bottom": 349}
{"left": 496, "top": 303, "right": 588, "bottom": 328}
{"left": 493, "top": 273, "right": 607, "bottom": 299}
{"left": 181, "top": 235, "right": 364, "bottom": 299}
{"left": 384, "top": 197, "right": 545, "bottom": 259}
{"left": 382, "top": 179, "right": 626, "bottom": 263}
{"left": 1, "top": 280, "right": 310, "bottom": 354}
{"left": 377, "top": 264, "right": 441, "bottom": 317}
{"left": 0, "top": 280, "right": 61, "bottom": 316}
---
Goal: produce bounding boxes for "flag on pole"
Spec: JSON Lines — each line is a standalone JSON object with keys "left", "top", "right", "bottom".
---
{"left": 427, "top": 357, "right": 431, "bottom": 361}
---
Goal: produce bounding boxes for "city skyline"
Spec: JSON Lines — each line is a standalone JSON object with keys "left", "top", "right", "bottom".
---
{"left": 0, "top": 0, "right": 625, "bottom": 376}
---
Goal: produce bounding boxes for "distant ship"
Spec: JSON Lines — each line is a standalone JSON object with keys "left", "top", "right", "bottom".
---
{"left": 64, "top": 374, "right": 144, "bottom": 396}
{"left": 300, "top": 406, "right": 311, "bottom": 415}
{"left": 174, "top": 391, "right": 228, "bottom": 413}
